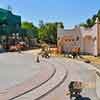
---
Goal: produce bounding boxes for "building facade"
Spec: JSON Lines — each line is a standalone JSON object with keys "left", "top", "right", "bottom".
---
{"left": 0, "top": 8, "right": 22, "bottom": 48}
{"left": 57, "top": 18, "right": 100, "bottom": 56}
{"left": 0, "top": 8, "right": 21, "bottom": 35}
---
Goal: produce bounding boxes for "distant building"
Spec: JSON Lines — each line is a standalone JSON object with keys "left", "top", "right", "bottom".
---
{"left": 57, "top": 18, "right": 100, "bottom": 56}
{"left": 0, "top": 8, "right": 21, "bottom": 48}
{"left": 0, "top": 8, "right": 38, "bottom": 49}
{"left": 0, "top": 8, "right": 21, "bottom": 35}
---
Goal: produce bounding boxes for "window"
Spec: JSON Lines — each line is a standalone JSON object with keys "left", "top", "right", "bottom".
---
{"left": 76, "top": 36, "right": 79, "bottom": 41}
{"left": 65, "top": 39, "right": 68, "bottom": 42}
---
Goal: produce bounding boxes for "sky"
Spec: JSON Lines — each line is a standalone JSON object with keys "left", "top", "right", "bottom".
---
{"left": 0, "top": 0, "right": 100, "bottom": 28}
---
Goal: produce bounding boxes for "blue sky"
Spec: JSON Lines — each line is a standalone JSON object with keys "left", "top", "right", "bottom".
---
{"left": 0, "top": 0, "right": 100, "bottom": 28}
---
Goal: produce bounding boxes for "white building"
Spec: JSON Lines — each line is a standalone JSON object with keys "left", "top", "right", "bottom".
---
{"left": 57, "top": 18, "right": 100, "bottom": 56}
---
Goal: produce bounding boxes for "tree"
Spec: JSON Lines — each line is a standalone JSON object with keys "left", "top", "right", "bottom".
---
{"left": 21, "top": 22, "right": 33, "bottom": 30}
{"left": 55, "top": 22, "right": 64, "bottom": 29}
{"left": 21, "top": 21, "right": 38, "bottom": 38}
{"left": 38, "top": 22, "right": 64, "bottom": 44}
{"left": 80, "top": 9, "right": 100, "bottom": 28}
{"left": 86, "top": 18, "right": 93, "bottom": 28}
{"left": 92, "top": 15, "right": 97, "bottom": 22}
{"left": 80, "top": 23, "right": 88, "bottom": 28}
{"left": 21, "top": 21, "right": 64, "bottom": 44}
{"left": 38, "top": 25, "right": 47, "bottom": 41}
{"left": 80, "top": 16, "right": 96, "bottom": 28}
{"left": 97, "top": 10, "right": 100, "bottom": 21}
{"left": 92, "top": 14, "right": 97, "bottom": 25}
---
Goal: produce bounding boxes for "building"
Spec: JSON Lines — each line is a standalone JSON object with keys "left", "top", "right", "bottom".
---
{"left": 0, "top": 8, "right": 38, "bottom": 49}
{"left": 0, "top": 8, "right": 21, "bottom": 48}
{"left": 57, "top": 18, "right": 100, "bottom": 56}
{"left": 0, "top": 8, "right": 21, "bottom": 35}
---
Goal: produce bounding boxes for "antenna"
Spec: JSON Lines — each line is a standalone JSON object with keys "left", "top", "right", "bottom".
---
{"left": 7, "top": 5, "right": 12, "bottom": 12}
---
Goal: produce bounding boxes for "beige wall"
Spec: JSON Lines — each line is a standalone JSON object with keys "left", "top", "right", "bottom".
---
{"left": 57, "top": 19, "right": 100, "bottom": 55}
{"left": 80, "top": 22, "right": 98, "bottom": 56}
{"left": 57, "top": 31, "right": 81, "bottom": 53}
{"left": 83, "top": 35, "right": 94, "bottom": 54}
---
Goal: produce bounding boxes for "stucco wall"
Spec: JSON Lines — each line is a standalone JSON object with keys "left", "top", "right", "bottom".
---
{"left": 57, "top": 21, "right": 99, "bottom": 55}
{"left": 80, "top": 24, "right": 98, "bottom": 55}
{"left": 57, "top": 27, "right": 81, "bottom": 53}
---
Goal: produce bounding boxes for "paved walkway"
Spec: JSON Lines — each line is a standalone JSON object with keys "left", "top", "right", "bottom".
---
{"left": 14, "top": 57, "right": 100, "bottom": 100}
{"left": 0, "top": 53, "right": 40, "bottom": 91}
{"left": 0, "top": 52, "right": 100, "bottom": 100}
